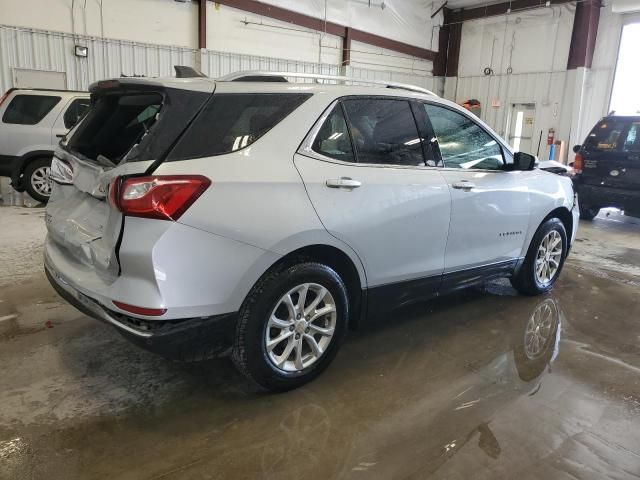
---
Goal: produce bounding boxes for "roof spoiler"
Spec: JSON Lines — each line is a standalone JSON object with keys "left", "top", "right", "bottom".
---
{"left": 174, "top": 65, "right": 207, "bottom": 78}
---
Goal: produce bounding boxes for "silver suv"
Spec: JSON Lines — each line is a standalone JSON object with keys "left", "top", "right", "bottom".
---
{"left": 45, "top": 72, "right": 578, "bottom": 391}
{"left": 0, "top": 88, "right": 90, "bottom": 202}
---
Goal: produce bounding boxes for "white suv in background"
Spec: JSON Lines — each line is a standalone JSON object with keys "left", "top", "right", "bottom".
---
{"left": 0, "top": 88, "right": 90, "bottom": 202}
{"left": 44, "top": 72, "right": 579, "bottom": 391}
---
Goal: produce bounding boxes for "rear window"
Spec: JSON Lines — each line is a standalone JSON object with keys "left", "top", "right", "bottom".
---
{"left": 584, "top": 119, "right": 628, "bottom": 151}
{"left": 66, "top": 93, "right": 162, "bottom": 164}
{"left": 2, "top": 94, "right": 61, "bottom": 125}
{"left": 168, "top": 93, "right": 311, "bottom": 161}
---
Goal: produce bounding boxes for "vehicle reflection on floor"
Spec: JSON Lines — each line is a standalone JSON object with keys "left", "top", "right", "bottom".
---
{"left": 1, "top": 270, "right": 640, "bottom": 479}
{"left": 255, "top": 294, "right": 565, "bottom": 479}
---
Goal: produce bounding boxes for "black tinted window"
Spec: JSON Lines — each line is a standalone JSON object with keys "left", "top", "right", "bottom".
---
{"left": 623, "top": 122, "right": 640, "bottom": 153}
{"left": 66, "top": 93, "right": 162, "bottom": 163}
{"left": 585, "top": 119, "right": 627, "bottom": 151}
{"left": 2, "top": 95, "right": 61, "bottom": 125}
{"left": 169, "top": 93, "right": 311, "bottom": 160}
{"left": 63, "top": 98, "right": 91, "bottom": 129}
{"left": 342, "top": 99, "right": 424, "bottom": 166}
{"left": 312, "top": 105, "right": 354, "bottom": 162}
{"left": 425, "top": 104, "right": 503, "bottom": 170}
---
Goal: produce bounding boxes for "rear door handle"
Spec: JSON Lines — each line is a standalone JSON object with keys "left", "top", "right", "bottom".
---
{"left": 451, "top": 181, "right": 475, "bottom": 191}
{"left": 326, "top": 177, "right": 362, "bottom": 189}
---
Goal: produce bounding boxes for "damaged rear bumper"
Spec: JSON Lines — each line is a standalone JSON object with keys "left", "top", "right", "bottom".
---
{"left": 45, "top": 261, "right": 237, "bottom": 360}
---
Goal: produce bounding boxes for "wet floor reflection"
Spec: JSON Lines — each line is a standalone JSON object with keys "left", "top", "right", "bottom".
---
{"left": 2, "top": 272, "right": 640, "bottom": 479}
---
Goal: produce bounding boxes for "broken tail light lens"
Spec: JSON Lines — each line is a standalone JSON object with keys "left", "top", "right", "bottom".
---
{"left": 50, "top": 156, "right": 74, "bottom": 185}
{"left": 110, "top": 175, "right": 211, "bottom": 221}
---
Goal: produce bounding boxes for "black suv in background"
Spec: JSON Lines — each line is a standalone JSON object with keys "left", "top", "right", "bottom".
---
{"left": 573, "top": 115, "right": 640, "bottom": 220}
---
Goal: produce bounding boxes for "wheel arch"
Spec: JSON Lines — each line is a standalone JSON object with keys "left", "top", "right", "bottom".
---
{"left": 262, "top": 244, "right": 366, "bottom": 330}
{"left": 542, "top": 207, "right": 573, "bottom": 249}
{"left": 11, "top": 150, "right": 53, "bottom": 190}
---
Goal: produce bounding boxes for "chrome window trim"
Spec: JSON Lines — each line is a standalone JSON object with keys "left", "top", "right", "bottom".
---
{"left": 418, "top": 99, "right": 515, "bottom": 172}
{"left": 298, "top": 97, "right": 440, "bottom": 171}
{"left": 298, "top": 96, "right": 515, "bottom": 173}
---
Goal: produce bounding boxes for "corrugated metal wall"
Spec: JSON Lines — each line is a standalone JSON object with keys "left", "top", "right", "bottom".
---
{"left": 1, "top": 24, "right": 434, "bottom": 93}
{"left": 0, "top": 25, "right": 197, "bottom": 92}
{"left": 449, "top": 70, "right": 575, "bottom": 159}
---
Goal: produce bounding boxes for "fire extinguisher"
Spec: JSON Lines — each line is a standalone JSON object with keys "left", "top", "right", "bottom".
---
{"left": 547, "top": 128, "right": 555, "bottom": 145}
{"left": 547, "top": 128, "right": 556, "bottom": 160}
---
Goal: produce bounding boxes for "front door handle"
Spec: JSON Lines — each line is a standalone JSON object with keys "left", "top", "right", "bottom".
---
{"left": 326, "top": 177, "right": 362, "bottom": 189}
{"left": 451, "top": 181, "right": 475, "bottom": 191}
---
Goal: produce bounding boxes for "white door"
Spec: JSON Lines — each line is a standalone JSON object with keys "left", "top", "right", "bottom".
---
{"left": 508, "top": 103, "right": 536, "bottom": 153}
{"left": 295, "top": 98, "right": 451, "bottom": 289}
{"left": 50, "top": 97, "right": 91, "bottom": 144}
{"left": 0, "top": 93, "right": 63, "bottom": 156}
{"left": 423, "top": 103, "right": 530, "bottom": 272}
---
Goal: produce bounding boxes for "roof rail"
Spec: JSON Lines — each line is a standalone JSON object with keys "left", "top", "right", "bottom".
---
{"left": 217, "top": 71, "right": 437, "bottom": 97}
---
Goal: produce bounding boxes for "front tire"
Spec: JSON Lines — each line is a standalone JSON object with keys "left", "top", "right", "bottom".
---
{"left": 23, "top": 158, "right": 52, "bottom": 203}
{"left": 511, "top": 218, "right": 567, "bottom": 295}
{"left": 232, "top": 262, "right": 349, "bottom": 392}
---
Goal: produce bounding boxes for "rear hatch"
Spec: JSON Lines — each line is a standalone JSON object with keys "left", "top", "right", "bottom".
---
{"left": 579, "top": 117, "right": 640, "bottom": 189}
{"left": 45, "top": 78, "right": 212, "bottom": 282}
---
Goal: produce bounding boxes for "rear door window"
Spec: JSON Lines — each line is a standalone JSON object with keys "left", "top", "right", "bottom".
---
{"left": 168, "top": 93, "right": 311, "bottom": 161}
{"left": 2, "top": 94, "right": 61, "bottom": 125}
{"left": 584, "top": 119, "right": 628, "bottom": 151}
{"left": 311, "top": 104, "right": 355, "bottom": 162}
{"left": 63, "top": 98, "right": 91, "bottom": 129}
{"left": 342, "top": 98, "right": 425, "bottom": 166}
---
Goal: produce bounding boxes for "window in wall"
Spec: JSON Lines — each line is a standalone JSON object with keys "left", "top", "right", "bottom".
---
{"left": 342, "top": 98, "right": 425, "bottom": 166}
{"left": 425, "top": 104, "right": 504, "bottom": 170}
{"left": 312, "top": 105, "right": 354, "bottom": 162}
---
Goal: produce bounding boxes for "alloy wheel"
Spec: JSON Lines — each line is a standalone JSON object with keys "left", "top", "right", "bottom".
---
{"left": 31, "top": 166, "right": 52, "bottom": 197}
{"left": 534, "top": 230, "right": 563, "bottom": 286}
{"left": 265, "top": 283, "right": 337, "bottom": 372}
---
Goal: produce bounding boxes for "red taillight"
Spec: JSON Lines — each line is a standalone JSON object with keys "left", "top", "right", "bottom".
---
{"left": 109, "top": 175, "right": 211, "bottom": 221}
{"left": 113, "top": 301, "right": 166, "bottom": 316}
{"left": 574, "top": 153, "right": 583, "bottom": 174}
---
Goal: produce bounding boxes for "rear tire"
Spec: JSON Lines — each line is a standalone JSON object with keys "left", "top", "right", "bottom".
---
{"left": 579, "top": 204, "right": 600, "bottom": 220}
{"left": 232, "top": 262, "right": 349, "bottom": 392}
{"left": 23, "top": 158, "right": 52, "bottom": 203}
{"left": 511, "top": 217, "right": 567, "bottom": 296}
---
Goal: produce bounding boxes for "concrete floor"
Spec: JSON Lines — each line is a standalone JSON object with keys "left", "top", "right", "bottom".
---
{"left": 1, "top": 207, "right": 639, "bottom": 479}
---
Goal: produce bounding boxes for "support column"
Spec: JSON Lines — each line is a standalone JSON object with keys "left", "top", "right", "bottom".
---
{"left": 341, "top": 27, "right": 352, "bottom": 75}
{"left": 196, "top": 0, "right": 207, "bottom": 73}
{"left": 198, "top": 0, "right": 207, "bottom": 49}
{"left": 434, "top": 9, "right": 462, "bottom": 77}
{"left": 434, "top": 9, "right": 462, "bottom": 99}
{"left": 567, "top": 0, "right": 601, "bottom": 69}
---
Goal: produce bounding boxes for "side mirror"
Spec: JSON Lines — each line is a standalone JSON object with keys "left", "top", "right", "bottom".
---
{"left": 513, "top": 151, "right": 536, "bottom": 171}
{"left": 572, "top": 144, "right": 581, "bottom": 153}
